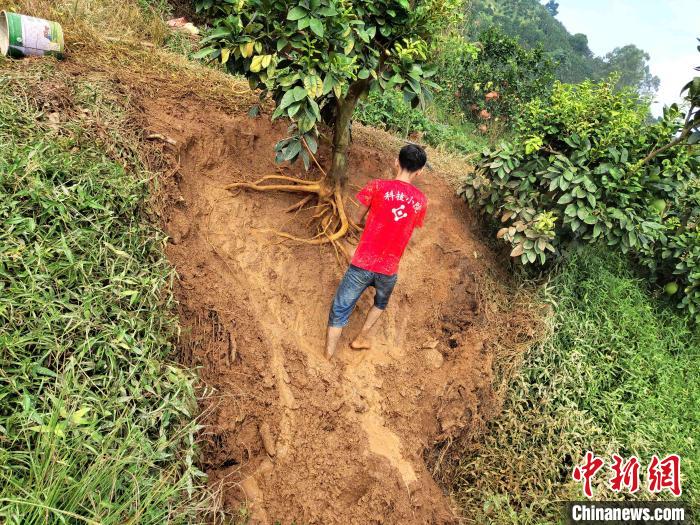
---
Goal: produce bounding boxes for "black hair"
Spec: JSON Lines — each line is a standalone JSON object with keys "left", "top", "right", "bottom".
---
{"left": 398, "top": 144, "right": 427, "bottom": 173}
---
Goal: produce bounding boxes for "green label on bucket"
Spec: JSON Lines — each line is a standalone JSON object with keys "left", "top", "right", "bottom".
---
{"left": 7, "top": 13, "right": 22, "bottom": 46}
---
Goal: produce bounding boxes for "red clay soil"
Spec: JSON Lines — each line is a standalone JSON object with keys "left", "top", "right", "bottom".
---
{"left": 145, "top": 97, "right": 535, "bottom": 524}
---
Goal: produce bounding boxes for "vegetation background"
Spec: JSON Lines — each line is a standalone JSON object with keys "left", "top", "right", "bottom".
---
{"left": 0, "top": 0, "right": 697, "bottom": 523}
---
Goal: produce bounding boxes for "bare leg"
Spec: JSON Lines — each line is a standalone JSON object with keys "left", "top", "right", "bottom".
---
{"left": 350, "top": 306, "right": 384, "bottom": 350}
{"left": 325, "top": 326, "right": 343, "bottom": 359}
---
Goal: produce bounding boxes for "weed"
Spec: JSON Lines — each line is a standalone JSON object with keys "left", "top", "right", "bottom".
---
{"left": 0, "top": 65, "right": 208, "bottom": 523}
{"left": 450, "top": 246, "right": 700, "bottom": 523}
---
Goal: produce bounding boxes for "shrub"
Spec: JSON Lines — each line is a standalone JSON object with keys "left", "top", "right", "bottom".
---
{"left": 355, "top": 89, "right": 430, "bottom": 137}
{"left": 437, "top": 26, "right": 556, "bottom": 123}
{"left": 355, "top": 89, "right": 487, "bottom": 154}
{"left": 458, "top": 79, "right": 700, "bottom": 319}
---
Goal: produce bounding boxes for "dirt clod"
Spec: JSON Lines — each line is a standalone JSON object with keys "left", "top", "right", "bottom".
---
{"left": 259, "top": 422, "right": 277, "bottom": 457}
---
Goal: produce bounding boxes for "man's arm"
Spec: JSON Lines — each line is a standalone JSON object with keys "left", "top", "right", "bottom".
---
{"left": 352, "top": 202, "right": 369, "bottom": 228}
{"left": 343, "top": 202, "right": 369, "bottom": 262}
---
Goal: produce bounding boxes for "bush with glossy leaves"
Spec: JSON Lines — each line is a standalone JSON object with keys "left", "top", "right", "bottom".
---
{"left": 459, "top": 77, "right": 700, "bottom": 319}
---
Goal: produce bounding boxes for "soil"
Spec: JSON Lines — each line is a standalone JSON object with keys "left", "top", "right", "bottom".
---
{"left": 142, "top": 96, "right": 538, "bottom": 524}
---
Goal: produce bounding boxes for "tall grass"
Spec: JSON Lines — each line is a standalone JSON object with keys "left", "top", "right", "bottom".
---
{"left": 0, "top": 64, "right": 206, "bottom": 523}
{"left": 451, "top": 247, "right": 700, "bottom": 523}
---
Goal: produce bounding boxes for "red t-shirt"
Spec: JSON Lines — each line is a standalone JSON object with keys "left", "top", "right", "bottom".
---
{"left": 351, "top": 179, "right": 427, "bottom": 275}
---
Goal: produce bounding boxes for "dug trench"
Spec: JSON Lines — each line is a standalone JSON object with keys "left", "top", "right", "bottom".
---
{"left": 145, "top": 96, "right": 538, "bottom": 524}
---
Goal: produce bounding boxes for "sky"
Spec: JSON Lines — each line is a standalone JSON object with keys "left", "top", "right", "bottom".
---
{"left": 553, "top": 0, "right": 699, "bottom": 116}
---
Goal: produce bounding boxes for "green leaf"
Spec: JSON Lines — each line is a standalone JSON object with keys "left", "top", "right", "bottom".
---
{"left": 322, "top": 75, "right": 335, "bottom": 95}
{"left": 309, "top": 18, "right": 324, "bottom": 38}
{"left": 201, "top": 27, "right": 230, "bottom": 41}
{"left": 287, "top": 102, "right": 303, "bottom": 118}
{"left": 301, "top": 148, "right": 311, "bottom": 170}
{"left": 192, "top": 47, "right": 216, "bottom": 60}
{"left": 292, "top": 85, "right": 308, "bottom": 102}
{"left": 278, "top": 89, "right": 297, "bottom": 110}
{"left": 317, "top": 6, "right": 337, "bottom": 16}
{"left": 70, "top": 407, "right": 90, "bottom": 425}
{"left": 308, "top": 98, "right": 321, "bottom": 120}
{"left": 298, "top": 115, "right": 316, "bottom": 133}
{"left": 283, "top": 140, "right": 302, "bottom": 161}
{"left": 287, "top": 6, "right": 308, "bottom": 20}
{"left": 35, "top": 366, "right": 58, "bottom": 378}
{"left": 304, "top": 133, "right": 318, "bottom": 154}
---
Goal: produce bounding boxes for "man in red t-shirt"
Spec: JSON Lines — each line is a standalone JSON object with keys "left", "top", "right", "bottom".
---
{"left": 325, "top": 144, "right": 428, "bottom": 359}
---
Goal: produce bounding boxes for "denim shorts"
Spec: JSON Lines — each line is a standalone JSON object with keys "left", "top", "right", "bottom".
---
{"left": 328, "top": 265, "right": 398, "bottom": 328}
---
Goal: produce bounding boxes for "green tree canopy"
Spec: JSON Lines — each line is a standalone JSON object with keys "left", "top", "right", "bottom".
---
{"left": 544, "top": 0, "right": 558, "bottom": 17}
{"left": 195, "top": 0, "right": 460, "bottom": 184}
{"left": 467, "top": 0, "right": 660, "bottom": 98}
{"left": 601, "top": 45, "right": 660, "bottom": 98}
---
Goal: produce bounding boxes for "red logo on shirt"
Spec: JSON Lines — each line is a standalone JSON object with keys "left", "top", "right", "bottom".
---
{"left": 351, "top": 179, "right": 427, "bottom": 275}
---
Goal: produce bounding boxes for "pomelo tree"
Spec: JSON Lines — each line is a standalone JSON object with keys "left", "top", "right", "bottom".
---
{"left": 194, "top": 0, "right": 460, "bottom": 244}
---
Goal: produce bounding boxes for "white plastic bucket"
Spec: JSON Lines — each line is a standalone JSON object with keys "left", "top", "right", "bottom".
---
{"left": 0, "top": 11, "right": 64, "bottom": 58}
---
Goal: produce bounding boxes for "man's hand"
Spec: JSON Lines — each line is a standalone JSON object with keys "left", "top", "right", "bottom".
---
{"left": 342, "top": 240, "right": 357, "bottom": 263}
{"left": 352, "top": 202, "right": 370, "bottom": 227}
{"left": 341, "top": 201, "right": 368, "bottom": 263}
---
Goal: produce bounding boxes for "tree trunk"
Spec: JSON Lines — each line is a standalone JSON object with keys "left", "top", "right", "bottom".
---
{"left": 329, "top": 80, "right": 368, "bottom": 187}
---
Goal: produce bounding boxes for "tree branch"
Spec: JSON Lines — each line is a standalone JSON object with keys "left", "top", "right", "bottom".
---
{"left": 639, "top": 107, "right": 698, "bottom": 166}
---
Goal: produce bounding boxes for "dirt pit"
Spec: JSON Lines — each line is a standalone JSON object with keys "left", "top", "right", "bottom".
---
{"left": 145, "top": 97, "right": 536, "bottom": 524}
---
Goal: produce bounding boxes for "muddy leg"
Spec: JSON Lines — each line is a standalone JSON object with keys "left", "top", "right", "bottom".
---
{"left": 326, "top": 326, "right": 343, "bottom": 359}
{"left": 350, "top": 306, "right": 384, "bottom": 350}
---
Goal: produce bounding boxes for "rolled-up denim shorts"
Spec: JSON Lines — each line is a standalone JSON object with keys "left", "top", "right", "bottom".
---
{"left": 328, "top": 265, "right": 398, "bottom": 328}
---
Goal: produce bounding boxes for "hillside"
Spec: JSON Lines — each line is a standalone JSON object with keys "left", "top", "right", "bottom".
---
{"left": 149, "top": 82, "right": 540, "bottom": 523}
{"left": 4, "top": 1, "right": 695, "bottom": 524}
{"left": 467, "top": 0, "right": 659, "bottom": 95}
{"left": 0, "top": 1, "right": 541, "bottom": 522}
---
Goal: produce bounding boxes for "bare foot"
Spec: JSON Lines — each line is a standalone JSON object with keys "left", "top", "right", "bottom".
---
{"left": 350, "top": 335, "right": 371, "bottom": 350}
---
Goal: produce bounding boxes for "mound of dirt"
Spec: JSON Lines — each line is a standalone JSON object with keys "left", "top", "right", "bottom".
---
{"left": 143, "top": 96, "right": 538, "bottom": 524}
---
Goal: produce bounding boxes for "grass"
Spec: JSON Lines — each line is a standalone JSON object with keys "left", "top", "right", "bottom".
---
{"left": 0, "top": 60, "right": 208, "bottom": 523}
{"left": 450, "top": 246, "right": 700, "bottom": 523}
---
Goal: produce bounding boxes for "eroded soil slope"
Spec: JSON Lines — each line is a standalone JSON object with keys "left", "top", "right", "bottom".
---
{"left": 146, "top": 97, "right": 534, "bottom": 524}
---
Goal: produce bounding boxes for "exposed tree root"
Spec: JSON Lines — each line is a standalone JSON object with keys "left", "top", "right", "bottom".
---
{"left": 226, "top": 173, "right": 360, "bottom": 254}
{"left": 225, "top": 137, "right": 361, "bottom": 265}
